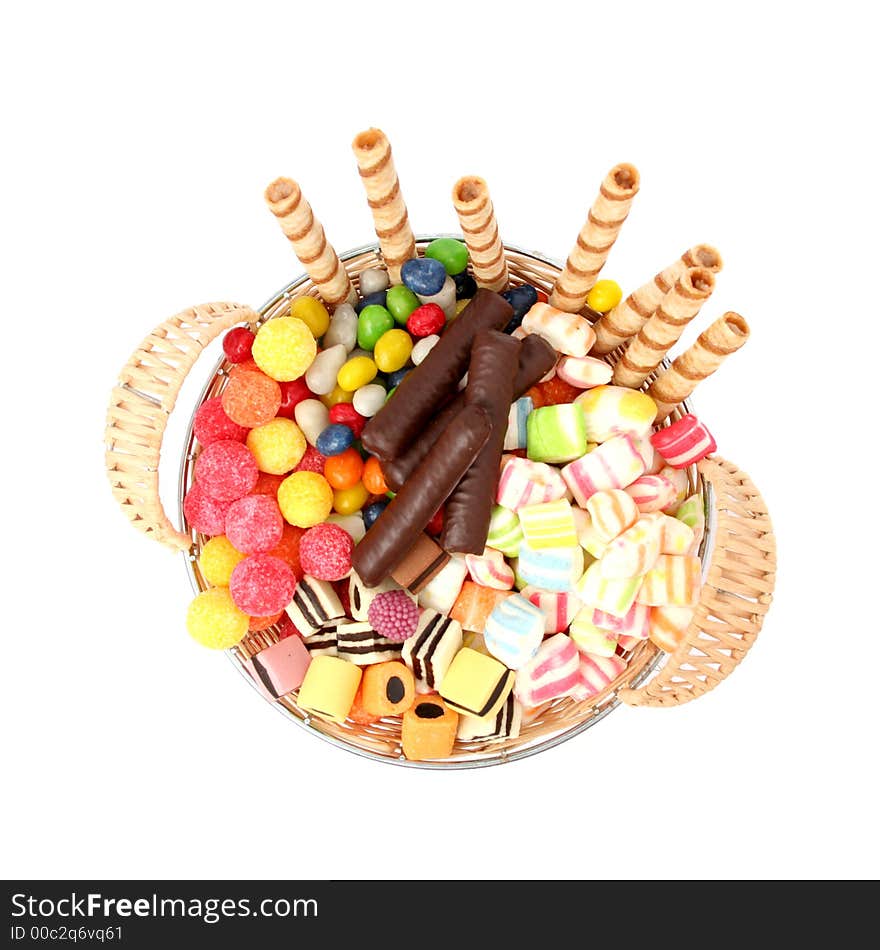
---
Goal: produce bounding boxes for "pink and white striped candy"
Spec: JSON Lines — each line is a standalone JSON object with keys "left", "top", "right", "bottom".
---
{"left": 514, "top": 633, "right": 581, "bottom": 706}
{"left": 593, "top": 600, "right": 650, "bottom": 639}
{"left": 556, "top": 355, "right": 613, "bottom": 389}
{"left": 561, "top": 434, "right": 645, "bottom": 506}
{"left": 616, "top": 634, "right": 644, "bottom": 652}
{"left": 464, "top": 548, "right": 515, "bottom": 591}
{"left": 497, "top": 457, "right": 567, "bottom": 511}
{"left": 569, "top": 607, "right": 619, "bottom": 657}
{"left": 659, "top": 466, "right": 689, "bottom": 512}
{"left": 624, "top": 474, "right": 677, "bottom": 513}
{"left": 567, "top": 653, "right": 627, "bottom": 701}
{"left": 521, "top": 585, "right": 583, "bottom": 634}
{"left": 638, "top": 555, "right": 702, "bottom": 607}
{"left": 631, "top": 436, "right": 665, "bottom": 475}
{"left": 658, "top": 514, "right": 695, "bottom": 555}
{"left": 585, "top": 489, "right": 639, "bottom": 543}
{"left": 521, "top": 302, "right": 596, "bottom": 358}
{"left": 650, "top": 414, "right": 716, "bottom": 468}
{"left": 599, "top": 514, "right": 663, "bottom": 579}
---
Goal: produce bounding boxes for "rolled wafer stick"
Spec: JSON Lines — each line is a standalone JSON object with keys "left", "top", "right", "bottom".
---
{"left": 381, "top": 334, "right": 556, "bottom": 491}
{"left": 361, "top": 289, "right": 512, "bottom": 461}
{"left": 351, "top": 128, "right": 417, "bottom": 282}
{"left": 592, "top": 244, "right": 723, "bottom": 355}
{"left": 452, "top": 176, "right": 509, "bottom": 292}
{"left": 648, "top": 311, "right": 750, "bottom": 421}
{"left": 351, "top": 405, "right": 492, "bottom": 588}
{"left": 613, "top": 267, "right": 716, "bottom": 389}
{"left": 549, "top": 163, "right": 640, "bottom": 313}
{"left": 264, "top": 177, "right": 357, "bottom": 307}
{"left": 442, "top": 331, "right": 521, "bottom": 554}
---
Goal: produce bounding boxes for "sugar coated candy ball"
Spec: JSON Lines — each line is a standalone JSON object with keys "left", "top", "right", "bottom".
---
{"left": 225, "top": 494, "right": 284, "bottom": 554}
{"left": 221, "top": 363, "right": 282, "bottom": 428}
{"left": 252, "top": 317, "right": 317, "bottom": 382}
{"left": 316, "top": 423, "right": 355, "bottom": 457}
{"left": 198, "top": 536, "right": 246, "bottom": 587}
{"left": 277, "top": 378, "right": 313, "bottom": 420}
{"left": 586, "top": 280, "right": 623, "bottom": 313}
{"left": 229, "top": 554, "right": 296, "bottom": 617}
{"left": 246, "top": 418, "right": 306, "bottom": 475}
{"left": 183, "top": 482, "right": 233, "bottom": 536}
{"left": 290, "top": 295, "right": 330, "bottom": 338}
{"left": 323, "top": 447, "right": 364, "bottom": 490}
{"left": 333, "top": 481, "right": 369, "bottom": 515}
{"left": 294, "top": 444, "right": 327, "bottom": 474}
{"left": 194, "top": 440, "right": 258, "bottom": 502}
{"left": 248, "top": 611, "right": 284, "bottom": 632}
{"left": 277, "top": 471, "right": 333, "bottom": 528}
{"left": 251, "top": 471, "right": 284, "bottom": 498}
{"left": 186, "top": 588, "right": 249, "bottom": 650}
{"left": 425, "top": 237, "right": 469, "bottom": 276}
{"left": 222, "top": 326, "right": 256, "bottom": 363}
{"left": 368, "top": 590, "right": 419, "bottom": 642}
{"left": 298, "top": 523, "right": 354, "bottom": 581}
{"left": 268, "top": 523, "right": 305, "bottom": 580}
{"left": 374, "top": 328, "right": 413, "bottom": 373}
{"left": 193, "top": 397, "right": 248, "bottom": 446}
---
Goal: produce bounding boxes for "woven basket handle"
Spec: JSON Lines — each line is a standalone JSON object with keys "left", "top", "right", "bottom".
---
{"left": 619, "top": 455, "right": 776, "bottom": 707}
{"left": 105, "top": 302, "right": 260, "bottom": 552}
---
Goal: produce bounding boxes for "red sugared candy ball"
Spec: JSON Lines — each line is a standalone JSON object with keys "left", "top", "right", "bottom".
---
{"left": 268, "top": 523, "right": 305, "bottom": 580}
{"left": 221, "top": 363, "right": 281, "bottom": 428}
{"left": 193, "top": 397, "right": 248, "bottom": 446}
{"left": 250, "top": 472, "right": 284, "bottom": 498}
{"left": 407, "top": 303, "right": 446, "bottom": 338}
{"left": 223, "top": 327, "right": 256, "bottom": 364}
{"left": 183, "top": 482, "right": 233, "bottom": 536}
{"left": 248, "top": 611, "right": 283, "bottom": 632}
{"left": 298, "top": 523, "right": 354, "bottom": 581}
{"left": 367, "top": 590, "right": 419, "bottom": 642}
{"left": 229, "top": 554, "right": 296, "bottom": 617}
{"left": 277, "top": 378, "right": 313, "bottom": 420}
{"left": 193, "top": 440, "right": 258, "bottom": 502}
{"left": 294, "top": 445, "right": 327, "bottom": 474}
{"left": 225, "top": 494, "right": 283, "bottom": 554}
{"left": 329, "top": 402, "right": 367, "bottom": 439}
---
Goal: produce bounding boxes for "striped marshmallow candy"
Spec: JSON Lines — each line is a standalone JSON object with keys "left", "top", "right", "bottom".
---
{"left": 521, "top": 585, "right": 583, "bottom": 634}
{"left": 484, "top": 594, "right": 546, "bottom": 670}
{"left": 487, "top": 504, "right": 525, "bottom": 557}
{"left": 576, "top": 560, "right": 641, "bottom": 618}
{"left": 616, "top": 634, "right": 644, "bottom": 652}
{"left": 518, "top": 499, "right": 578, "bottom": 550}
{"left": 593, "top": 600, "right": 650, "bottom": 639}
{"left": 464, "top": 547, "right": 515, "bottom": 591}
{"left": 517, "top": 541, "right": 584, "bottom": 593}
{"left": 660, "top": 466, "right": 689, "bottom": 513}
{"left": 497, "top": 456, "right": 568, "bottom": 511}
{"left": 599, "top": 513, "right": 663, "bottom": 579}
{"left": 624, "top": 474, "right": 677, "bottom": 513}
{"left": 631, "top": 435, "right": 665, "bottom": 475}
{"left": 585, "top": 489, "right": 639, "bottom": 543}
{"left": 556, "top": 354, "right": 613, "bottom": 389}
{"left": 574, "top": 385, "right": 657, "bottom": 444}
{"left": 649, "top": 605, "right": 695, "bottom": 652}
{"left": 571, "top": 507, "right": 607, "bottom": 560}
{"left": 514, "top": 633, "right": 581, "bottom": 706}
{"left": 658, "top": 514, "right": 695, "bottom": 555}
{"left": 521, "top": 302, "right": 596, "bottom": 357}
{"left": 567, "top": 653, "right": 627, "bottom": 702}
{"left": 675, "top": 494, "right": 705, "bottom": 555}
{"left": 503, "top": 396, "right": 533, "bottom": 451}
{"left": 650, "top": 414, "right": 716, "bottom": 469}
{"left": 561, "top": 434, "right": 645, "bottom": 507}
{"left": 637, "top": 555, "right": 702, "bottom": 607}
{"left": 569, "top": 607, "right": 619, "bottom": 657}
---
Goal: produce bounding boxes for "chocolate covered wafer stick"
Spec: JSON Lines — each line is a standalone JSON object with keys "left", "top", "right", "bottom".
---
{"left": 592, "top": 244, "right": 723, "bottom": 355}
{"left": 613, "top": 267, "right": 716, "bottom": 389}
{"left": 352, "top": 405, "right": 492, "bottom": 588}
{"left": 381, "top": 334, "right": 556, "bottom": 491}
{"left": 361, "top": 289, "right": 512, "bottom": 461}
{"left": 452, "top": 176, "right": 509, "bottom": 292}
{"left": 442, "top": 331, "right": 521, "bottom": 554}
{"left": 549, "top": 163, "right": 640, "bottom": 313}
{"left": 264, "top": 177, "right": 357, "bottom": 307}
{"left": 648, "top": 311, "right": 750, "bottom": 421}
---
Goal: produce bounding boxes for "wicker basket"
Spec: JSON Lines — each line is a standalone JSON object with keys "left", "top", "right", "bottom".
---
{"left": 105, "top": 239, "right": 776, "bottom": 768}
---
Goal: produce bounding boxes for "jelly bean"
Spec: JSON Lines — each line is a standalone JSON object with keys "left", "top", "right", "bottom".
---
{"left": 386, "top": 387, "right": 396, "bottom": 401}
{"left": 252, "top": 317, "right": 317, "bottom": 382}
{"left": 324, "top": 303, "right": 358, "bottom": 353}
{"left": 333, "top": 481, "right": 370, "bottom": 515}
{"left": 357, "top": 304, "right": 394, "bottom": 350}
{"left": 324, "top": 447, "right": 364, "bottom": 489}
{"left": 290, "top": 295, "right": 330, "bottom": 338}
{"left": 355, "top": 290, "right": 388, "bottom": 313}
{"left": 294, "top": 398, "right": 330, "bottom": 446}
{"left": 411, "top": 334, "right": 439, "bottom": 366}
{"left": 304, "top": 343, "right": 348, "bottom": 395}
{"left": 586, "top": 279, "right": 623, "bottom": 314}
{"left": 416, "top": 275, "right": 456, "bottom": 319}
{"left": 352, "top": 383, "right": 387, "bottom": 418}
{"left": 325, "top": 512, "right": 367, "bottom": 544}
{"left": 316, "top": 423, "right": 355, "bottom": 457}
{"left": 385, "top": 284, "right": 421, "bottom": 325}
{"left": 223, "top": 327, "right": 255, "bottom": 363}
{"left": 385, "top": 367, "right": 410, "bottom": 389}
{"left": 425, "top": 237, "right": 469, "bottom": 276}
{"left": 453, "top": 271, "right": 478, "bottom": 300}
{"left": 362, "top": 499, "right": 388, "bottom": 529}
{"left": 407, "top": 303, "right": 446, "bottom": 338}
{"left": 277, "top": 378, "right": 313, "bottom": 419}
{"left": 362, "top": 456, "right": 389, "bottom": 495}
{"left": 402, "top": 257, "right": 447, "bottom": 296}
{"left": 373, "top": 328, "right": 413, "bottom": 373}
{"left": 502, "top": 284, "right": 539, "bottom": 333}
{"left": 329, "top": 402, "right": 367, "bottom": 439}
{"left": 359, "top": 267, "right": 390, "bottom": 296}
{"left": 319, "top": 384, "right": 354, "bottom": 408}
{"left": 454, "top": 298, "right": 470, "bottom": 318}
{"left": 338, "top": 355, "right": 378, "bottom": 391}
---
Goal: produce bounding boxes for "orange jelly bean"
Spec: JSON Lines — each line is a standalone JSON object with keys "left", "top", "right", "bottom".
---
{"left": 323, "top": 448, "right": 364, "bottom": 490}
{"left": 362, "top": 456, "right": 389, "bottom": 495}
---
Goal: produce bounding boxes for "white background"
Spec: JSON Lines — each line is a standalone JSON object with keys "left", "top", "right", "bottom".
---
{"left": 3, "top": 1, "right": 878, "bottom": 880}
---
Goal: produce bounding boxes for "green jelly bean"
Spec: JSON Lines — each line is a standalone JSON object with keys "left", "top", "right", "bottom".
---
{"left": 385, "top": 386, "right": 397, "bottom": 402}
{"left": 425, "top": 238, "right": 469, "bottom": 276}
{"left": 385, "top": 285, "right": 421, "bottom": 326}
{"left": 357, "top": 304, "right": 394, "bottom": 350}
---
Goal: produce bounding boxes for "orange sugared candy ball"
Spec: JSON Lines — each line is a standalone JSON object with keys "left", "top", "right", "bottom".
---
{"left": 222, "top": 363, "right": 281, "bottom": 428}
{"left": 324, "top": 448, "right": 364, "bottom": 490}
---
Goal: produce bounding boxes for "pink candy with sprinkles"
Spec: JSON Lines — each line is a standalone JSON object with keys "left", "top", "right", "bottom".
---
{"left": 298, "top": 523, "right": 354, "bottom": 581}
{"left": 368, "top": 590, "right": 419, "bottom": 642}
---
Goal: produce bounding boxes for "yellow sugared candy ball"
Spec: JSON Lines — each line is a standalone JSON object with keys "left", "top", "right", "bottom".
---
{"left": 373, "top": 329, "right": 413, "bottom": 374}
{"left": 246, "top": 418, "right": 306, "bottom": 474}
{"left": 586, "top": 280, "right": 623, "bottom": 313}
{"left": 186, "top": 588, "right": 249, "bottom": 649}
{"left": 337, "top": 355, "right": 378, "bottom": 392}
{"left": 252, "top": 317, "right": 317, "bottom": 382}
{"left": 290, "top": 295, "right": 330, "bottom": 338}
{"left": 320, "top": 383, "right": 355, "bottom": 409}
{"left": 277, "top": 471, "right": 334, "bottom": 527}
{"left": 333, "top": 481, "right": 369, "bottom": 515}
{"left": 198, "top": 536, "right": 246, "bottom": 587}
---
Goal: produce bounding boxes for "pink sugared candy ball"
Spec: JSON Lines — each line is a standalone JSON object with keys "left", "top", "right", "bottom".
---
{"left": 223, "top": 327, "right": 256, "bottom": 364}
{"left": 298, "top": 523, "right": 354, "bottom": 581}
{"left": 368, "top": 590, "right": 419, "bottom": 642}
{"left": 294, "top": 444, "right": 327, "bottom": 474}
{"left": 193, "top": 397, "right": 248, "bottom": 446}
{"left": 229, "top": 554, "right": 296, "bottom": 617}
{"left": 225, "top": 495, "right": 284, "bottom": 554}
{"left": 650, "top": 414, "right": 716, "bottom": 469}
{"left": 194, "top": 440, "right": 259, "bottom": 502}
{"left": 183, "top": 482, "right": 233, "bottom": 536}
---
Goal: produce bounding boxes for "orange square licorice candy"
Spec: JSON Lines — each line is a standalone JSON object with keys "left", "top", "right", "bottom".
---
{"left": 360, "top": 662, "right": 415, "bottom": 718}
{"left": 401, "top": 696, "right": 459, "bottom": 761}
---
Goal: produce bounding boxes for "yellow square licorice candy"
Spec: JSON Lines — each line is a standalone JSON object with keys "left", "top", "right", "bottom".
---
{"left": 439, "top": 648, "right": 515, "bottom": 720}
{"left": 297, "top": 655, "right": 362, "bottom": 724}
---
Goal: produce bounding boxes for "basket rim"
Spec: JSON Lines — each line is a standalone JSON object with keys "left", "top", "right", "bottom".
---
{"left": 177, "top": 238, "right": 714, "bottom": 769}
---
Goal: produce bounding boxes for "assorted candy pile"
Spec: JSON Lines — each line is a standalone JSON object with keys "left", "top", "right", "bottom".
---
{"left": 184, "top": 237, "right": 716, "bottom": 760}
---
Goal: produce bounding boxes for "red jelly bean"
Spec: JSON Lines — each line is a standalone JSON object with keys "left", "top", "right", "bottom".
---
{"left": 426, "top": 507, "right": 444, "bottom": 537}
{"left": 223, "top": 327, "right": 256, "bottom": 363}
{"left": 277, "top": 378, "right": 313, "bottom": 419}
{"left": 329, "top": 402, "right": 367, "bottom": 439}
{"left": 193, "top": 397, "right": 248, "bottom": 446}
{"left": 407, "top": 303, "right": 446, "bottom": 338}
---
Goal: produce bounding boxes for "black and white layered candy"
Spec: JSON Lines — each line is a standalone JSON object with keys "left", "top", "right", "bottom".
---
{"left": 287, "top": 576, "right": 346, "bottom": 636}
{"left": 401, "top": 609, "right": 463, "bottom": 694}
{"left": 336, "top": 622, "right": 403, "bottom": 665}
{"left": 456, "top": 692, "right": 522, "bottom": 743}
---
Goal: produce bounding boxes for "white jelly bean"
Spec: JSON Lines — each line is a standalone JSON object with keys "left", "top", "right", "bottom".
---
{"left": 353, "top": 383, "right": 387, "bottom": 418}
{"left": 411, "top": 334, "right": 440, "bottom": 366}
{"left": 416, "top": 275, "right": 457, "bottom": 319}
{"left": 359, "top": 268, "right": 390, "bottom": 296}
{"left": 304, "top": 344, "right": 348, "bottom": 395}
{"left": 323, "top": 303, "right": 358, "bottom": 352}
{"left": 325, "top": 513, "right": 366, "bottom": 544}
{"left": 294, "top": 399, "right": 330, "bottom": 446}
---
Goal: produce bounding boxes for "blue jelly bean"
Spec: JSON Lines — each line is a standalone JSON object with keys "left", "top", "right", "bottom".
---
{"left": 502, "top": 284, "right": 539, "bottom": 333}
{"left": 316, "top": 423, "right": 355, "bottom": 457}
{"left": 401, "top": 257, "right": 447, "bottom": 296}
{"left": 453, "top": 271, "right": 478, "bottom": 300}
{"left": 355, "top": 290, "right": 388, "bottom": 314}
{"left": 362, "top": 500, "right": 388, "bottom": 529}
{"left": 385, "top": 367, "right": 411, "bottom": 389}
